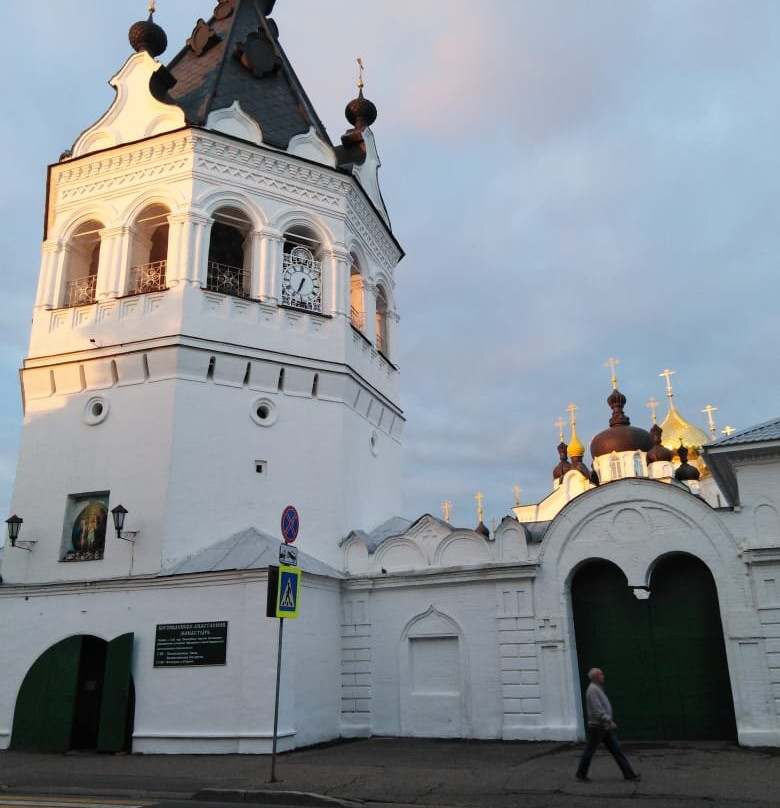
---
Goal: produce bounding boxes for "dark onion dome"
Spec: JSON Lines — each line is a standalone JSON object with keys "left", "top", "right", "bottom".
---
{"left": 129, "top": 11, "right": 168, "bottom": 58}
{"left": 675, "top": 444, "right": 701, "bottom": 481}
{"left": 475, "top": 521, "right": 490, "bottom": 538}
{"left": 345, "top": 88, "right": 377, "bottom": 129}
{"left": 553, "top": 441, "right": 572, "bottom": 481}
{"left": 647, "top": 423, "right": 673, "bottom": 463}
{"left": 590, "top": 387, "right": 654, "bottom": 458}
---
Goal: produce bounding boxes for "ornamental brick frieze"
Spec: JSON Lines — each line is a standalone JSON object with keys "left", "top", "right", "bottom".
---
{"left": 56, "top": 135, "right": 194, "bottom": 186}
{"left": 195, "top": 156, "right": 340, "bottom": 210}
{"left": 192, "top": 134, "right": 349, "bottom": 194}
{"left": 346, "top": 190, "right": 400, "bottom": 274}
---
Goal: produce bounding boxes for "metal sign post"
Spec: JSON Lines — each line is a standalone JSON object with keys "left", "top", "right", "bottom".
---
{"left": 270, "top": 616, "right": 284, "bottom": 783}
{"left": 268, "top": 506, "right": 301, "bottom": 783}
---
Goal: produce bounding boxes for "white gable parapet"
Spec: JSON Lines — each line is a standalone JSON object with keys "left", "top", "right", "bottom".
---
{"left": 71, "top": 52, "right": 185, "bottom": 159}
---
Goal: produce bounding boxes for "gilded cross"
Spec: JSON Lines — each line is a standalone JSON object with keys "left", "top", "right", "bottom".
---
{"left": 356, "top": 57, "right": 365, "bottom": 90}
{"left": 722, "top": 425, "right": 735, "bottom": 436}
{"left": 701, "top": 404, "right": 718, "bottom": 437}
{"left": 475, "top": 492, "right": 484, "bottom": 523}
{"left": 646, "top": 396, "right": 660, "bottom": 425}
{"left": 566, "top": 402, "right": 578, "bottom": 427}
{"left": 513, "top": 485, "right": 522, "bottom": 506}
{"left": 659, "top": 368, "right": 676, "bottom": 399}
{"left": 555, "top": 417, "right": 566, "bottom": 442}
{"left": 148, "top": 1, "right": 156, "bottom": 13}
{"left": 441, "top": 500, "right": 452, "bottom": 523}
{"left": 604, "top": 357, "right": 620, "bottom": 390}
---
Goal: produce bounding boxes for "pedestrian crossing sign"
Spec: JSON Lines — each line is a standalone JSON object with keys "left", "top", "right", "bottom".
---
{"left": 274, "top": 564, "right": 301, "bottom": 618}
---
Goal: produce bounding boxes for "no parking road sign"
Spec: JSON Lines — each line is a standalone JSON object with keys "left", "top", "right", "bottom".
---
{"left": 281, "top": 505, "right": 299, "bottom": 543}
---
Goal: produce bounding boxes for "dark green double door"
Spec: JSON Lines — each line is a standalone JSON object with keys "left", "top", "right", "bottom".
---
{"left": 11, "top": 633, "right": 134, "bottom": 752}
{"left": 572, "top": 554, "right": 736, "bottom": 740}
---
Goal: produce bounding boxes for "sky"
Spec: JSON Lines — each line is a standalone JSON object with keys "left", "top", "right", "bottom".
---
{"left": 1, "top": 0, "right": 779, "bottom": 535}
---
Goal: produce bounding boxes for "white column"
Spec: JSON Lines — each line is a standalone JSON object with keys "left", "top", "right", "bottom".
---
{"left": 36, "top": 240, "right": 63, "bottom": 309}
{"left": 191, "top": 214, "right": 211, "bottom": 287}
{"left": 94, "top": 226, "right": 114, "bottom": 300}
{"left": 259, "top": 227, "right": 283, "bottom": 303}
{"left": 387, "top": 309, "right": 401, "bottom": 363}
{"left": 248, "top": 230, "right": 262, "bottom": 299}
{"left": 165, "top": 212, "right": 188, "bottom": 287}
{"left": 168, "top": 212, "right": 211, "bottom": 287}
{"left": 109, "top": 225, "right": 133, "bottom": 297}
{"left": 329, "top": 245, "right": 350, "bottom": 317}
{"left": 363, "top": 281, "right": 377, "bottom": 342}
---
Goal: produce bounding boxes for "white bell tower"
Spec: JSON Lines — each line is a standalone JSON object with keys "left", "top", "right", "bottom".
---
{"left": 5, "top": 0, "right": 403, "bottom": 582}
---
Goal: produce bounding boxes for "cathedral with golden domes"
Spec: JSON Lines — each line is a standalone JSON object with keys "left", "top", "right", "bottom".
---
{"left": 2, "top": 0, "right": 780, "bottom": 754}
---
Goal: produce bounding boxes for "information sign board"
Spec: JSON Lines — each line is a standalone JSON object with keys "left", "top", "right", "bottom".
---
{"left": 279, "top": 543, "right": 298, "bottom": 566}
{"left": 154, "top": 621, "right": 228, "bottom": 667}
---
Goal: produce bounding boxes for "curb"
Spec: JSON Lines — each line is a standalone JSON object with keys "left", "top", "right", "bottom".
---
{"left": 193, "top": 789, "right": 362, "bottom": 807}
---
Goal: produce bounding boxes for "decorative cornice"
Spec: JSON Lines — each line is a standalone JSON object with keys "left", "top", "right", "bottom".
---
{"left": 342, "top": 561, "right": 539, "bottom": 590}
{"left": 346, "top": 187, "right": 401, "bottom": 276}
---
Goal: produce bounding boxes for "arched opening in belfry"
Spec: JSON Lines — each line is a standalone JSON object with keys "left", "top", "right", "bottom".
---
{"left": 63, "top": 220, "right": 103, "bottom": 307}
{"left": 281, "top": 224, "right": 323, "bottom": 312}
{"left": 349, "top": 253, "right": 365, "bottom": 332}
{"left": 129, "top": 204, "right": 170, "bottom": 294}
{"left": 571, "top": 554, "right": 736, "bottom": 740}
{"left": 206, "top": 207, "right": 252, "bottom": 298}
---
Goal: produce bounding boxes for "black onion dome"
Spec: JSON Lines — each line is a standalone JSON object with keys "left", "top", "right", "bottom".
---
{"left": 647, "top": 423, "right": 673, "bottom": 463}
{"left": 590, "top": 387, "right": 654, "bottom": 458}
{"left": 345, "top": 89, "right": 377, "bottom": 129}
{"left": 475, "top": 521, "right": 490, "bottom": 538}
{"left": 553, "top": 441, "right": 571, "bottom": 481}
{"left": 675, "top": 445, "right": 701, "bottom": 481}
{"left": 129, "top": 13, "right": 168, "bottom": 57}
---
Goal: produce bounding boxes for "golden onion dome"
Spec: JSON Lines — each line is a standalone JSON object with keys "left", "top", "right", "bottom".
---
{"left": 568, "top": 424, "right": 585, "bottom": 458}
{"left": 659, "top": 402, "right": 710, "bottom": 451}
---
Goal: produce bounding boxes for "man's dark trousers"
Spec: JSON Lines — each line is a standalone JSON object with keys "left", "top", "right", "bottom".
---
{"left": 576, "top": 726, "right": 636, "bottom": 779}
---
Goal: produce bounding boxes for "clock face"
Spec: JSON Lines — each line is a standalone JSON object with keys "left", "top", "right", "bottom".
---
{"left": 282, "top": 247, "right": 322, "bottom": 311}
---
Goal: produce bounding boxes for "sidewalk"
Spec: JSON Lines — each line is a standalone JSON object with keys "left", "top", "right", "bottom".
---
{"left": 1, "top": 738, "right": 779, "bottom": 807}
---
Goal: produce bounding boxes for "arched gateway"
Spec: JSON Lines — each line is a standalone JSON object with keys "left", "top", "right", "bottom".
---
{"left": 11, "top": 633, "right": 134, "bottom": 752}
{"left": 572, "top": 554, "right": 736, "bottom": 740}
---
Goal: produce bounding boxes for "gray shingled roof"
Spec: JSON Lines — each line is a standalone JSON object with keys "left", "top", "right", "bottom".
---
{"left": 165, "top": 0, "right": 332, "bottom": 150}
{"left": 707, "top": 416, "right": 780, "bottom": 447}
{"left": 161, "top": 526, "right": 343, "bottom": 578}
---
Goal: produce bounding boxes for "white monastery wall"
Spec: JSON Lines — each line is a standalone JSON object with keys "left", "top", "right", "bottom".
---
{"left": 0, "top": 570, "right": 341, "bottom": 754}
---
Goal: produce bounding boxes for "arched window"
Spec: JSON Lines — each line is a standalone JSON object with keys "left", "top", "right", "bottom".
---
{"left": 609, "top": 453, "right": 623, "bottom": 480}
{"left": 281, "top": 225, "right": 322, "bottom": 313}
{"left": 349, "top": 254, "right": 365, "bottom": 331}
{"left": 129, "top": 204, "right": 169, "bottom": 295}
{"left": 206, "top": 207, "right": 251, "bottom": 298}
{"left": 375, "top": 284, "right": 389, "bottom": 355}
{"left": 63, "top": 220, "right": 103, "bottom": 307}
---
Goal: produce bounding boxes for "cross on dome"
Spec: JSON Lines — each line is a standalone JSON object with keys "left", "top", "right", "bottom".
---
{"left": 604, "top": 357, "right": 620, "bottom": 390}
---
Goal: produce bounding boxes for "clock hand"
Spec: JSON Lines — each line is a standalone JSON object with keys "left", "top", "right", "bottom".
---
{"left": 296, "top": 277, "right": 306, "bottom": 293}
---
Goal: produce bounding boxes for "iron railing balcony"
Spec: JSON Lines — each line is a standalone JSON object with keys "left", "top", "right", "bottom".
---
{"left": 65, "top": 273, "right": 97, "bottom": 308}
{"left": 350, "top": 306, "right": 365, "bottom": 331}
{"left": 205, "top": 261, "right": 250, "bottom": 299}
{"left": 129, "top": 260, "right": 167, "bottom": 295}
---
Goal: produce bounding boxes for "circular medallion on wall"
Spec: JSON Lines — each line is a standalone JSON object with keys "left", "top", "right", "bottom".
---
{"left": 83, "top": 396, "right": 110, "bottom": 425}
{"left": 251, "top": 397, "right": 279, "bottom": 427}
{"left": 609, "top": 507, "right": 650, "bottom": 543}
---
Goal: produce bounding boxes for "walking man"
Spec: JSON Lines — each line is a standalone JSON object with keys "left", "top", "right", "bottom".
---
{"left": 575, "top": 667, "right": 640, "bottom": 782}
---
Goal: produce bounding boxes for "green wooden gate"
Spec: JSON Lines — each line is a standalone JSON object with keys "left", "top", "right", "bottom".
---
{"left": 572, "top": 555, "right": 736, "bottom": 740}
{"left": 11, "top": 633, "right": 135, "bottom": 752}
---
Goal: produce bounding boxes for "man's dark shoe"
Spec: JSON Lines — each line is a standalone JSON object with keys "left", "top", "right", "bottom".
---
{"left": 576, "top": 775, "right": 591, "bottom": 782}
{"left": 625, "top": 774, "right": 641, "bottom": 781}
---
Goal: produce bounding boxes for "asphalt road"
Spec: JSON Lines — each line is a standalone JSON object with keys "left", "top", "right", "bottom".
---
{"left": 1, "top": 739, "right": 779, "bottom": 808}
